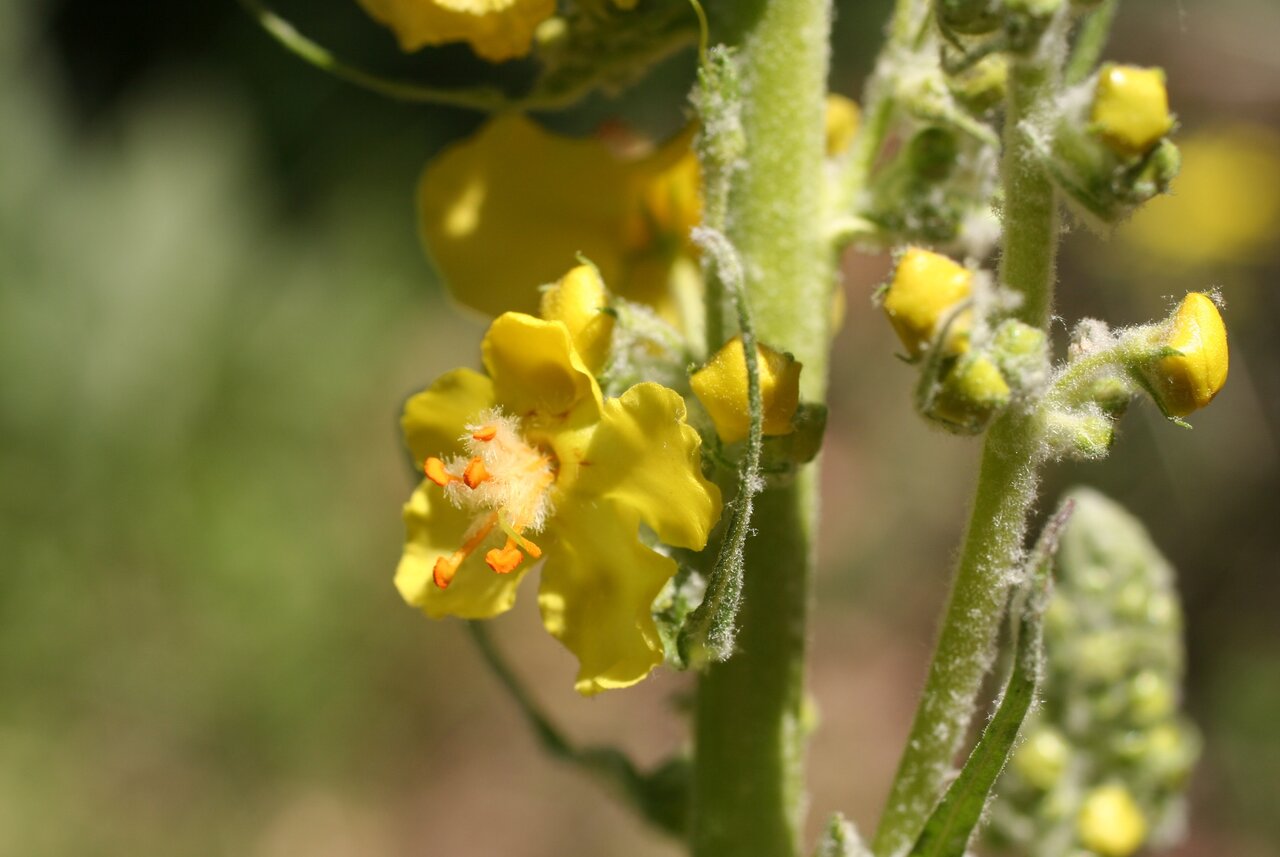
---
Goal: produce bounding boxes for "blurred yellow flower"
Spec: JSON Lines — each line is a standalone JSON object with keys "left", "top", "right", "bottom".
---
{"left": 1123, "top": 125, "right": 1280, "bottom": 266}
{"left": 419, "top": 114, "right": 699, "bottom": 319}
{"left": 356, "top": 0, "right": 555, "bottom": 62}
{"left": 396, "top": 311, "right": 721, "bottom": 694}
{"left": 1077, "top": 783, "right": 1148, "bottom": 857}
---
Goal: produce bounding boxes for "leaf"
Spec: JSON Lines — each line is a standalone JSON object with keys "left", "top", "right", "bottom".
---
{"left": 907, "top": 500, "right": 1075, "bottom": 857}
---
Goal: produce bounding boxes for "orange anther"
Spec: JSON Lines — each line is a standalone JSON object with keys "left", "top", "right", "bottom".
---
{"left": 433, "top": 556, "right": 459, "bottom": 589}
{"left": 463, "top": 457, "right": 490, "bottom": 488}
{"left": 424, "top": 457, "right": 454, "bottom": 487}
{"left": 485, "top": 538, "right": 524, "bottom": 575}
{"left": 472, "top": 425, "right": 498, "bottom": 442}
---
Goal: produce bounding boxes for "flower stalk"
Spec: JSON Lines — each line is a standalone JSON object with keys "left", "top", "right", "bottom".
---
{"left": 691, "top": 1, "right": 835, "bottom": 855}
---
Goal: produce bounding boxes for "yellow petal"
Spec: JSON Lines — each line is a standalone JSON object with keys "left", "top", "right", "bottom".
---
{"left": 482, "top": 312, "right": 603, "bottom": 426}
{"left": 418, "top": 115, "right": 696, "bottom": 317}
{"left": 882, "top": 247, "right": 973, "bottom": 359}
{"left": 401, "top": 367, "right": 496, "bottom": 466}
{"left": 573, "top": 382, "right": 722, "bottom": 550}
{"left": 539, "top": 264, "right": 615, "bottom": 374}
{"left": 396, "top": 481, "right": 530, "bottom": 619}
{"left": 690, "top": 336, "right": 803, "bottom": 444}
{"left": 1148, "top": 292, "right": 1228, "bottom": 417}
{"left": 1091, "top": 64, "right": 1174, "bottom": 156}
{"left": 355, "top": 0, "right": 555, "bottom": 62}
{"left": 537, "top": 498, "right": 674, "bottom": 695}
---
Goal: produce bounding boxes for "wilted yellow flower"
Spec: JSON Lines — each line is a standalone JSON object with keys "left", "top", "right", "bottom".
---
{"left": 397, "top": 311, "right": 722, "bottom": 694}
{"left": 690, "top": 335, "right": 802, "bottom": 444}
{"left": 1124, "top": 125, "right": 1280, "bottom": 266}
{"left": 1077, "top": 784, "right": 1148, "bottom": 857}
{"left": 1091, "top": 64, "right": 1174, "bottom": 156}
{"left": 419, "top": 114, "right": 699, "bottom": 319}
{"left": 356, "top": 0, "right": 555, "bottom": 62}
{"left": 882, "top": 247, "right": 972, "bottom": 359}
{"left": 1144, "top": 292, "right": 1228, "bottom": 417}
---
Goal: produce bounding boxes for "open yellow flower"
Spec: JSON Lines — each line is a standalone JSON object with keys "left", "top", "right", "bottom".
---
{"left": 419, "top": 114, "right": 699, "bottom": 319}
{"left": 355, "top": 0, "right": 555, "bottom": 62}
{"left": 396, "top": 312, "right": 722, "bottom": 694}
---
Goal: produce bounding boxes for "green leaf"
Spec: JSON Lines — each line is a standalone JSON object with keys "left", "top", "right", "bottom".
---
{"left": 907, "top": 500, "right": 1074, "bottom": 857}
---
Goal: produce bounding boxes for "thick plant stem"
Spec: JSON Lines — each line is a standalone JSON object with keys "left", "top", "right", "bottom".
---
{"left": 691, "top": 1, "right": 833, "bottom": 856}
{"left": 871, "top": 32, "right": 1064, "bottom": 857}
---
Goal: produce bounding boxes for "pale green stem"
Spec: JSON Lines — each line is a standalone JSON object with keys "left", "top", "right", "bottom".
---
{"left": 871, "top": 25, "right": 1066, "bottom": 856}
{"left": 1065, "top": 0, "right": 1119, "bottom": 85}
{"left": 691, "top": 1, "right": 834, "bottom": 856}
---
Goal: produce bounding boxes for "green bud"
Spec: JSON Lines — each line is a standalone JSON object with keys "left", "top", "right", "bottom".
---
{"left": 992, "top": 319, "right": 1050, "bottom": 393}
{"left": 926, "top": 353, "right": 1012, "bottom": 434}
{"left": 909, "top": 127, "right": 961, "bottom": 181}
{"left": 948, "top": 54, "right": 1009, "bottom": 115}
{"left": 1014, "top": 727, "right": 1072, "bottom": 789}
{"left": 1128, "top": 669, "right": 1175, "bottom": 725}
{"left": 1002, "top": 0, "right": 1063, "bottom": 53}
{"left": 936, "top": 0, "right": 1002, "bottom": 35}
{"left": 1042, "top": 406, "right": 1116, "bottom": 460}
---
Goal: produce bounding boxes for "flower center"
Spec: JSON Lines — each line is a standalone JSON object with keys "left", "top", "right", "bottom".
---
{"left": 422, "top": 409, "right": 557, "bottom": 589}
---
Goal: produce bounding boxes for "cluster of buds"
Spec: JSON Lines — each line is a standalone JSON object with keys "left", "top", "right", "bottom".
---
{"left": 934, "top": 0, "right": 1065, "bottom": 55}
{"left": 988, "top": 489, "right": 1201, "bottom": 857}
{"left": 878, "top": 247, "right": 1047, "bottom": 434}
{"left": 1039, "top": 63, "right": 1181, "bottom": 226}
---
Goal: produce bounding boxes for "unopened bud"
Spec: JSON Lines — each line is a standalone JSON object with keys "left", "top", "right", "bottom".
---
{"left": 691, "top": 335, "right": 802, "bottom": 444}
{"left": 1077, "top": 784, "right": 1148, "bottom": 857}
{"left": 881, "top": 248, "right": 973, "bottom": 359}
{"left": 928, "top": 353, "right": 1011, "bottom": 433}
{"left": 1141, "top": 292, "right": 1228, "bottom": 417}
{"left": 1092, "top": 64, "right": 1174, "bottom": 157}
{"left": 1014, "top": 727, "right": 1072, "bottom": 789}
{"left": 540, "top": 264, "right": 615, "bottom": 373}
{"left": 825, "top": 94, "right": 861, "bottom": 157}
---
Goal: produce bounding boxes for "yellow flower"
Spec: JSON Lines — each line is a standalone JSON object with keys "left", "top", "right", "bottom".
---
{"left": 397, "top": 312, "right": 722, "bottom": 694}
{"left": 881, "top": 247, "right": 973, "bottom": 359}
{"left": 1144, "top": 292, "right": 1228, "bottom": 417}
{"left": 690, "top": 335, "right": 802, "bottom": 444}
{"left": 1077, "top": 784, "right": 1148, "bottom": 857}
{"left": 355, "top": 0, "right": 555, "bottom": 62}
{"left": 539, "top": 264, "right": 615, "bottom": 374}
{"left": 419, "top": 114, "right": 699, "bottom": 319}
{"left": 1091, "top": 64, "right": 1174, "bottom": 156}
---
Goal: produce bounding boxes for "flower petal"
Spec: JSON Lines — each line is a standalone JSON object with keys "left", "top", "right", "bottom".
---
{"left": 356, "top": 0, "right": 555, "bottom": 62}
{"left": 482, "top": 312, "right": 602, "bottom": 426}
{"left": 396, "top": 481, "right": 530, "bottom": 619}
{"left": 402, "top": 368, "right": 496, "bottom": 466}
{"left": 573, "top": 382, "right": 722, "bottom": 550}
{"left": 538, "top": 498, "right": 674, "bottom": 695}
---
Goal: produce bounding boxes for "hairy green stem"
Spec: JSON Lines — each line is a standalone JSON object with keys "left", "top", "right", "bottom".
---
{"left": 872, "top": 26, "right": 1065, "bottom": 857}
{"left": 691, "top": 1, "right": 834, "bottom": 855}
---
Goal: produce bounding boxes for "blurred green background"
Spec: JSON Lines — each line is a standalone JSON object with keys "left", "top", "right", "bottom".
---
{"left": 1, "top": 0, "right": 1277, "bottom": 854}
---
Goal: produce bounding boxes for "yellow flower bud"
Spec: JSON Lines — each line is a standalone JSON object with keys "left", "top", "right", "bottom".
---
{"left": 1091, "top": 64, "right": 1174, "bottom": 156}
{"left": 1144, "top": 292, "right": 1228, "bottom": 417}
{"left": 691, "top": 336, "right": 802, "bottom": 444}
{"left": 1077, "top": 784, "right": 1148, "bottom": 857}
{"left": 356, "top": 0, "right": 555, "bottom": 62}
{"left": 882, "top": 248, "right": 973, "bottom": 359}
{"left": 825, "top": 94, "right": 861, "bottom": 157}
{"left": 539, "top": 265, "right": 615, "bottom": 374}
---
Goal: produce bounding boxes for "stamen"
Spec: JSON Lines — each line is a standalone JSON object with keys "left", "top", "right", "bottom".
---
{"left": 424, "top": 457, "right": 456, "bottom": 487}
{"left": 485, "top": 537, "right": 525, "bottom": 575}
{"left": 472, "top": 425, "right": 498, "bottom": 442}
{"left": 463, "top": 456, "right": 490, "bottom": 488}
{"left": 431, "top": 512, "right": 498, "bottom": 589}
